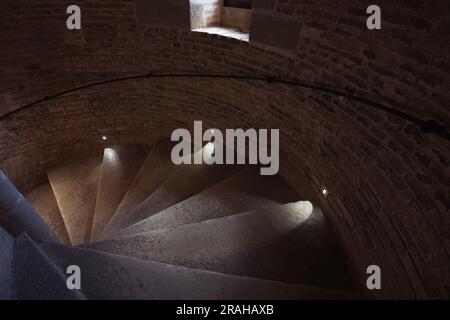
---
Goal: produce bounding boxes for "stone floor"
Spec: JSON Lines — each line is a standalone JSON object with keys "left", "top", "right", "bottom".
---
{"left": 192, "top": 26, "right": 249, "bottom": 42}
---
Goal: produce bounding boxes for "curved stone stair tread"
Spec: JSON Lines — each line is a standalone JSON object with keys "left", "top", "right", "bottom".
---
{"left": 85, "top": 202, "right": 353, "bottom": 291}
{"left": 11, "top": 234, "right": 86, "bottom": 300}
{"left": 25, "top": 182, "right": 71, "bottom": 245}
{"left": 41, "top": 242, "right": 352, "bottom": 300}
{"left": 112, "top": 167, "right": 299, "bottom": 238}
{"left": 101, "top": 140, "right": 175, "bottom": 238}
{"left": 0, "top": 226, "right": 14, "bottom": 299}
{"left": 110, "top": 163, "right": 242, "bottom": 233}
{"left": 47, "top": 157, "right": 102, "bottom": 245}
{"left": 90, "top": 145, "right": 151, "bottom": 241}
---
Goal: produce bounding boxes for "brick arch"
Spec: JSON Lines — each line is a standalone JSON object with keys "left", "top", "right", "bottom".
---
{"left": 0, "top": 0, "right": 448, "bottom": 299}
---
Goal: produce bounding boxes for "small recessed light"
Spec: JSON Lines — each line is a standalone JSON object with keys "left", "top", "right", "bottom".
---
{"left": 322, "top": 187, "right": 329, "bottom": 198}
{"left": 102, "top": 135, "right": 108, "bottom": 141}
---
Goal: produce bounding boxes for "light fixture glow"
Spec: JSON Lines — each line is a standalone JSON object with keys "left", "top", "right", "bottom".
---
{"left": 202, "top": 142, "right": 215, "bottom": 162}
{"left": 102, "top": 135, "right": 108, "bottom": 141}
{"left": 295, "top": 201, "right": 314, "bottom": 220}
{"left": 104, "top": 148, "right": 117, "bottom": 161}
{"left": 322, "top": 187, "right": 329, "bottom": 198}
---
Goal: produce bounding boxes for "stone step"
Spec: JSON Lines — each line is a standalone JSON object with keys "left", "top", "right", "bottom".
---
{"left": 90, "top": 145, "right": 151, "bottom": 241}
{"left": 101, "top": 140, "right": 175, "bottom": 238}
{"left": 86, "top": 202, "right": 354, "bottom": 291}
{"left": 0, "top": 226, "right": 14, "bottom": 299}
{"left": 108, "top": 161, "right": 242, "bottom": 233}
{"left": 25, "top": 181, "right": 71, "bottom": 245}
{"left": 11, "top": 234, "right": 85, "bottom": 300}
{"left": 42, "top": 242, "right": 353, "bottom": 300}
{"left": 48, "top": 157, "right": 102, "bottom": 245}
{"left": 111, "top": 167, "right": 298, "bottom": 238}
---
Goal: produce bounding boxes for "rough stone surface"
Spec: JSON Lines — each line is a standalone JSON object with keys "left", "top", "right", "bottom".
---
{"left": 86, "top": 202, "right": 354, "bottom": 291}
{"left": 90, "top": 145, "right": 150, "bottom": 241}
{"left": 48, "top": 157, "right": 102, "bottom": 245}
{"left": 11, "top": 234, "right": 85, "bottom": 300}
{"left": 42, "top": 242, "right": 353, "bottom": 300}
{"left": 101, "top": 140, "right": 175, "bottom": 238}
{"left": 25, "top": 182, "right": 71, "bottom": 245}
{"left": 111, "top": 166, "right": 299, "bottom": 237}
{"left": 0, "top": 0, "right": 448, "bottom": 298}
{"left": 113, "top": 163, "right": 242, "bottom": 232}
{"left": 0, "top": 226, "right": 14, "bottom": 300}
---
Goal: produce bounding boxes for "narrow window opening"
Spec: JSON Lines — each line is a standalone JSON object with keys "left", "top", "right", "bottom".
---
{"left": 190, "top": 0, "right": 252, "bottom": 42}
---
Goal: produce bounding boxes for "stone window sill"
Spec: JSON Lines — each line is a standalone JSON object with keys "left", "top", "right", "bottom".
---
{"left": 192, "top": 26, "right": 249, "bottom": 42}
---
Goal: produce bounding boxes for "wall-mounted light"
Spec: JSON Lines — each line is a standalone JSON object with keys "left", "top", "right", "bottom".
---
{"left": 322, "top": 187, "right": 329, "bottom": 198}
{"left": 102, "top": 135, "right": 108, "bottom": 141}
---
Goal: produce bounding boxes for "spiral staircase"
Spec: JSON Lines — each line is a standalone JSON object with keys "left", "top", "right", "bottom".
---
{"left": 0, "top": 139, "right": 358, "bottom": 300}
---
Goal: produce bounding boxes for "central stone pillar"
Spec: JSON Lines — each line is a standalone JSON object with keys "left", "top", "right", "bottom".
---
{"left": 0, "top": 170, "right": 61, "bottom": 243}
{"left": 0, "top": 226, "right": 13, "bottom": 299}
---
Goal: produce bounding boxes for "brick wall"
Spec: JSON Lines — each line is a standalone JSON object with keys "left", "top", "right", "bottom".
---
{"left": 0, "top": 0, "right": 448, "bottom": 298}
{"left": 222, "top": 6, "right": 251, "bottom": 31}
{"left": 135, "top": 0, "right": 190, "bottom": 28}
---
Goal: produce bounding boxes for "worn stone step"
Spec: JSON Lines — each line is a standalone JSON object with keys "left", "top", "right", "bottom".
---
{"left": 86, "top": 202, "right": 353, "bottom": 291}
{"left": 25, "top": 181, "right": 71, "bottom": 245}
{"left": 42, "top": 242, "right": 352, "bottom": 300}
{"left": 11, "top": 234, "right": 85, "bottom": 300}
{"left": 90, "top": 145, "right": 151, "bottom": 241}
{"left": 101, "top": 140, "right": 175, "bottom": 238}
{"left": 48, "top": 157, "right": 102, "bottom": 245}
{"left": 109, "top": 161, "right": 242, "bottom": 233}
{"left": 111, "top": 167, "right": 298, "bottom": 238}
